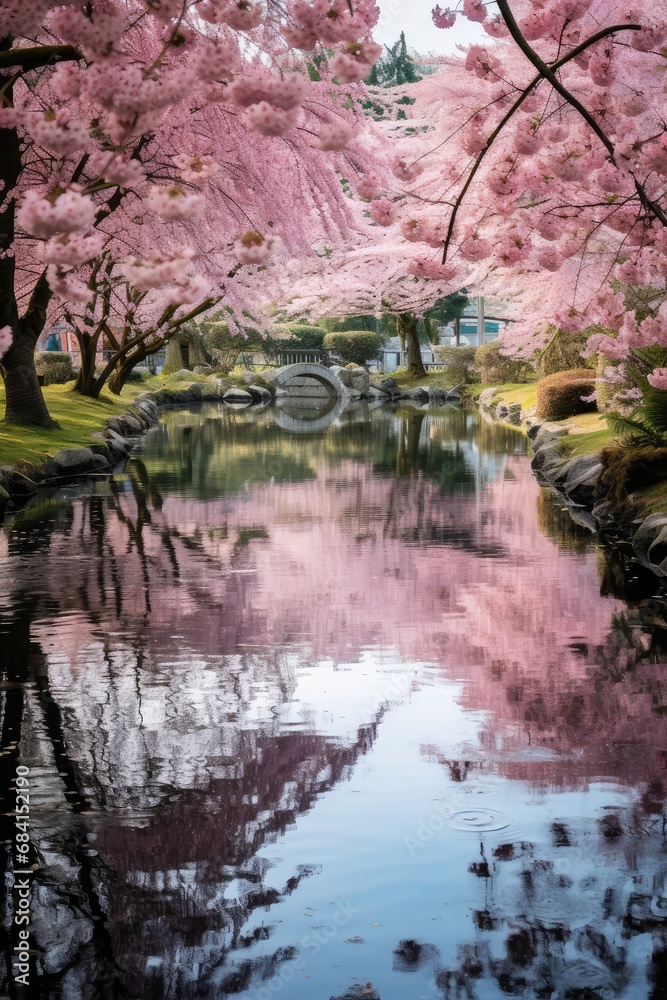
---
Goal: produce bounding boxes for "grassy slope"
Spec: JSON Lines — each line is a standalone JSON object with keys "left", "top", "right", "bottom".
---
{"left": 0, "top": 381, "right": 149, "bottom": 467}
{"left": 0, "top": 365, "right": 258, "bottom": 469}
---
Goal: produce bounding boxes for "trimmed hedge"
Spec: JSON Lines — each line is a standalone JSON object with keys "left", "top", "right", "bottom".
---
{"left": 35, "top": 351, "right": 75, "bottom": 385}
{"left": 535, "top": 368, "right": 596, "bottom": 421}
{"left": 274, "top": 324, "right": 324, "bottom": 349}
{"left": 475, "top": 341, "right": 529, "bottom": 384}
{"left": 322, "top": 330, "right": 381, "bottom": 366}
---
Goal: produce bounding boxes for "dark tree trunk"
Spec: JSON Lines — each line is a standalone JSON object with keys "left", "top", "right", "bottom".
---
{"left": 1, "top": 339, "right": 56, "bottom": 426}
{"left": 107, "top": 346, "right": 153, "bottom": 395}
{"left": 0, "top": 71, "right": 55, "bottom": 426}
{"left": 74, "top": 334, "right": 102, "bottom": 398}
{"left": 401, "top": 313, "right": 427, "bottom": 378}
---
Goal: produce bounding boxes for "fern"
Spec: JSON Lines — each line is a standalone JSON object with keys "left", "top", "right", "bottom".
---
{"left": 605, "top": 410, "right": 665, "bottom": 447}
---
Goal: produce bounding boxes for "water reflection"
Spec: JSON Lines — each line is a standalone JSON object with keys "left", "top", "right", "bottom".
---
{"left": 0, "top": 402, "right": 665, "bottom": 999}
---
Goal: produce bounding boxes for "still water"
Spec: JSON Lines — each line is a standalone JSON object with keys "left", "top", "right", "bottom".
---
{"left": 1, "top": 400, "right": 666, "bottom": 1000}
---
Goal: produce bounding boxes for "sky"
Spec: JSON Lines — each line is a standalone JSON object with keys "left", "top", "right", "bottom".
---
{"left": 374, "top": 0, "right": 486, "bottom": 56}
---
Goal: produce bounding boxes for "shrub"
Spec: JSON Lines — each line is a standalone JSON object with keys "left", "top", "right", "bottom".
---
{"left": 534, "top": 326, "right": 593, "bottom": 377}
{"left": 599, "top": 445, "right": 667, "bottom": 502}
{"left": 433, "top": 345, "right": 478, "bottom": 384}
{"left": 201, "top": 321, "right": 264, "bottom": 374}
{"left": 274, "top": 324, "right": 324, "bottom": 350}
{"left": 35, "top": 351, "right": 75, "bottom": 385}
{"left": 536, "top": 368, "right": 596, "bottom": 421}
{"left": 474, "top": 341, "right": 530, "bottom": 385}
{"left": 322, "top": 330, "right": 381, "bottom": 366}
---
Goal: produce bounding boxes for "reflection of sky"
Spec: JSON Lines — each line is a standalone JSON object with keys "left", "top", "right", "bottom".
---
{"left": 221, "top": 683, "right": 657, "bottom": 1000}
{"left": 3, "top": 403, "right": 666, "bottom": 999}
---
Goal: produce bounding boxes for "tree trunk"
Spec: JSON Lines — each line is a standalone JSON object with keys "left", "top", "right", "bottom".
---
{"left": 401, "top": 314, "right": 427, "bottom": 377}
{"left": 0, "top": 84, "right": 55, "bottom": 426}
{"left": 74, "top": 335, "right": 102, "bottom": 398}
{"left": 0, "top": 340, "right": 57, "bottom": 427}
{"left": 163, "top": 337, "right": 185, "bottom": 374}
{"left": 107, "top": 346, "right": 153, "bottom": 395}
{"left": 454, "top": 316, "right": 461, "bottom": 347}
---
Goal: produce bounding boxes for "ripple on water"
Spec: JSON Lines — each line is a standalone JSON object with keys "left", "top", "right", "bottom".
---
{"left": 445, "top": 808, "right": 511, "bottom": 833}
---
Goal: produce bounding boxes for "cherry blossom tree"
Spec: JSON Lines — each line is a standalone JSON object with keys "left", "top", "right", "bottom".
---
{"left": 414, "top": 1, "right": 667, "bottom": 378}
{"left": 288, "top": 1, "right": 667, "bottom": 384}
{"left": 0, "top": 0, "right": 382, "bottom": 425}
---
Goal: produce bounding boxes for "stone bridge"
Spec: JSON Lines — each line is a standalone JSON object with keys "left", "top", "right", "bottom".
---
{"left": 264, "top": 362, "right": 351, "bottom": 399}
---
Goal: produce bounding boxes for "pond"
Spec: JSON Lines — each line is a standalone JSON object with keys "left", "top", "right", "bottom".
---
{"left": 1, "top": 400, "right": 666, "bottom": 999}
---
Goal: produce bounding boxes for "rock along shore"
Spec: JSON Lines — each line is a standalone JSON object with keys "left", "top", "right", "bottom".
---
{"left": 0, "top": 369, "right": 464, "bottom": 518}
{"left": 476, "top": 386, "right": 667, "bottom": 580}
{"left": 0, "top": 376, "right": 239, "bottom": 517}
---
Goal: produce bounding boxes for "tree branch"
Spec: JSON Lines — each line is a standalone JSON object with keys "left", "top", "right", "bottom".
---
{"left": 0, "top": 45, "right": 81, "bottom": 72}
{"left": 442, "top": 16, "right": 645, "bottom": 262}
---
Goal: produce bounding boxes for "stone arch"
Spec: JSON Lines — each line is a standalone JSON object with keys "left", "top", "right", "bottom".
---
{"left": 267, "top": 363, "right": 348, "bottom": 398}
{"left": 272, "top": 397, "right": 347, "bottom": 433}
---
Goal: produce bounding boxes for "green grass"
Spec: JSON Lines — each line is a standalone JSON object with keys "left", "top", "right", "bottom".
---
{"left": 0, "top": 366, "right": 275, "bottom": 470}
{"left": 557, "top": 426, "right": 618, "bottom": 458}
{"left": 390, "top": 367, "right": 462, "bottom": 390}
{"left": 0, "top": 381, "right": 150, "bottom": 467}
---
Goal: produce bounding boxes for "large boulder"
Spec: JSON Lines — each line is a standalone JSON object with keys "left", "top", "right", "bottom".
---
{"left": 0, "top": 466, "right": 38, "bottom": 496}
{"left": 562, "top": 454, "right": 602, "bottom": 501}
{"left": 405, "top": 386, "right": 429, "bottom": 401}
{"left": 223, "top": 387, "right": 253, "bottom": 404}
{"left": 328, "top": 364, "right": 352, "bottom": 387}
{"left": 53, "top": 447, "right": 96, "bottom": 476}
{"left": 428, "top": 386, "right": 448, "bottom": 404}
{"left": 0, "top": 483, "right": 9, "bottom": 516}
{"left": 107, "top": 414, "right": 143, "bottom": 436}
{"left": 350, "top": 371, "right": 370, "bottom": 393}
{"left": 247, "top": 384, "right": 273, "bottom": 402}
{"left": 532, "top": 422, "right": 571, "bottom": 452}
{"left": 632, "top": 514, "right": 667, "bottom": 556}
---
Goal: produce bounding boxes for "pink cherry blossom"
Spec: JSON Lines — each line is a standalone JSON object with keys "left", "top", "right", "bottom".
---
{"left": 318, "top": 122, "right": 355, "bottom": 151}
{"left": 41, "top": 233, "right": 106, "bottom": 267}
{"left": 45, "top": 264, "right": 90, "bottom": 305}
{"left": 432, "top": 6, "right": 456, "bottom": 29}
{"left": 88, "top": 153, "right": 147, "bottom": 188}
{"left": 234, "top": 231, "right": 281, "bottom": 264}
{"left": 356, "top": 175, "right": 381, "bottom": 200}
{"left": 199, "top": 0, "right": 264, "bottom": 31}
{"left": 407, "top": 258, "right": 459, "bottom": 281}
{"left": 392, "top": 157, "right": 424, "bottom": 183}
{"left": 647, "top": 368, "right": 667, "bottom": 390}
{"left": 173, "top": 153, "right": 218, "bottom": 184}
{"left": 462, "top": 0, "right": 487, "bottom": 23}
{"left": 245, "top": 102, "right": 299, "bottom": 136}
{"left": 146, "top": 186, "right": 205, "bottom": 221}
{"left": 229, "top": 71, "right": 310, "bottom": 111}
{"left": 17, "top": 187, "right": 97, "bottom": 238}
{"left": 369, "top": 197, "right": 395, "bottom": 227}
{"left": 26, "top": 112, "right": 91, "bottom": 155}
{"left": 163, "top": 274, "right": 212, "bottom": 306}
{"left": 123, "top": 250, "right": 195, "bottom": 291}
{"left": 330, "top": 40, "right": 382, "bottom": 84}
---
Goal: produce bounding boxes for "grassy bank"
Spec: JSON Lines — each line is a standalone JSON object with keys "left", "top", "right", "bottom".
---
{"left": 0, "top": 366, "right": 251, "bottom": 469}
{"left": 0, "top": 381, "right": 150, "bottom": 468}
{"left": 468, "top": 379, "right": 617, "bottom": 457}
